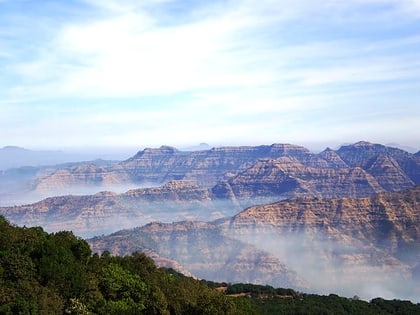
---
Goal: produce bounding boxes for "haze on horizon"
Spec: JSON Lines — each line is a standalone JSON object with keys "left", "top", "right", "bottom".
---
{"left": 1, "top": 0, "right": 419, "bottom": 153}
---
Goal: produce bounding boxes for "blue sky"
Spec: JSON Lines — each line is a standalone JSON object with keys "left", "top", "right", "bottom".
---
{"left": 1, "top": 0, "right": 419, "bottom": 153}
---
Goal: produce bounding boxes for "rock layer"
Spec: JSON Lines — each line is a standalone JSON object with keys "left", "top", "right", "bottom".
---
{"left": 29, "top": 142, "right": 419, "bottom": 202}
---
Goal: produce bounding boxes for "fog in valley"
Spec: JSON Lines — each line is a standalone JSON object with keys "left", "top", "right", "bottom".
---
{"left": 229, "top": 230, "right": 420, "bottom": 303}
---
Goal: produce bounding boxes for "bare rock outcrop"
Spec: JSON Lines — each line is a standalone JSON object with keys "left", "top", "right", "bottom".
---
{"left": 23, "top": 142, "right": 419, "bottom": 202}
{"left": 88, "top": 221, "right": 307, "bottom": 289}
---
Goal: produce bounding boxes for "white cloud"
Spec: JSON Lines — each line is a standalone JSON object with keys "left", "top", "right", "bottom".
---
{"left": 1, "top": 0, "right": 419, "bottom": 149}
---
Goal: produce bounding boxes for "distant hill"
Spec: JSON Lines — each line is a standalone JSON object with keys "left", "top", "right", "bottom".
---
{"left": 0, "top": 180, "right": 240, "bottom": 237}
{"left": 88, "top": 221, "right": 306, "bottom": 289}
{"left": 22, "top": 141, "right": 419, "bottom": 203}
{"left": 0, "top": 158, "right": 119, "bottom": 207}
{"left": 0, "top": 146, "right": 115, "bottom": 170}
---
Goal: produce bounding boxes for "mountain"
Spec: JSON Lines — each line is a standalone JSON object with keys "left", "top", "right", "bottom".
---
{"left": 88, "top": 186, "right": 420, "bottom": 301}
{"left": 223, "top": 186, "right": 420, "bottom": 262}
{"left": 32, "top": 143, "right": 318, "bottom": 193}
{"left": 3, "top": 215, "right": 418, "bottom": 314}
{"left": 24, "top": 141, "right": 419, "bottom": 201}
{"left": 336, "top": 141, "right": 420, "bottom": 183}
{"left": 0, "top": 180, "right": 240, "bottom": 237}
{"left": 1, "top": 141, "right": 419, "bottom": 233}
{"left": 0, "top": 159, "right": 119, "bottom": 206}
{"left": 219, "top": 186, "right": 420, "bottom": 299}
{"left": 211, "top": 157, "right": 387, "bottom": 206}
{"left": 1, "top": 141, "right": 419, "bottom": 301}
{"left": 0, "top": 146, "right": 108, "bottom": 170}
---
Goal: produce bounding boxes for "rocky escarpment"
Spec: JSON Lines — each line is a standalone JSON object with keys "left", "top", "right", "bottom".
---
{"left": 216, "top": 186, "right": 419, "bottom": 298}
{"left": 32, "top": 163, "right": 130, "bottom": 192}
{"left": 221, "top": 186, "right": 420, "bottom": 266}
{"left": 212, "top": 157, "right": 387, "bottom": 206}
{"left": 210, "top": 142, "right": 419, "bottom": 205}
{"left": 88, "top": 221, "right": 307, "bottom": 289}
{"left": 27, "top": 143, "right": 337, "bottom": 195}
{"left": 336, "top": 141, "right": 420, "bottom": 183}
{"left": 0, "top": 181, "right": 239, "bottom": 238}
{"left": 28, "top": 142, "right": 419, "bottom": 204}
{"left": 317, "top": 147, "right": 349, "bottom": 169}
{"left": 2, "top": 142, "right": 419, "bottom": 237}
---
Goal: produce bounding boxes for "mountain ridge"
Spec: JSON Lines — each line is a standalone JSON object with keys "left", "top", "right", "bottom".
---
{"left": 20, "top": 141, "right": 420, "bottom": 203}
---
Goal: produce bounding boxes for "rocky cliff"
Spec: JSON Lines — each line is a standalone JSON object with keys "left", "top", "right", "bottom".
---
{"left": 32, "top": 143, "right": 319, "bottom": 193}
{"left": 0, "top": 181, "right": 239, "bottom": 237}
{"left": 336, "top": 141, "right": 420, "bottom": 183}
{"left": 223, "top": 186, "right": 420, "bottom": 259}
{"left": 212, "top": 158, "right": 386, "bottom": 206}
{"left": 27, "top": 142, "right": 419, "bottom": 203}
{"left": 2, "top": 141, "right": 419, "bottom": 236}
{"left": 88, "top": 221, "right": 307, "bottom": 289}
{"left": 219, "top": 186, "right": 420, "bottom": 297}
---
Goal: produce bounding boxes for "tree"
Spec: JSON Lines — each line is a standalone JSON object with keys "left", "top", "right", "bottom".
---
{"left": 98, "top": 263, "right": 147, "bottom": 314}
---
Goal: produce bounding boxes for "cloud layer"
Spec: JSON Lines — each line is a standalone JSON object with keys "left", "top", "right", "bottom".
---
{"left": 0, "top": 0, "right": 419, "bottom": 151}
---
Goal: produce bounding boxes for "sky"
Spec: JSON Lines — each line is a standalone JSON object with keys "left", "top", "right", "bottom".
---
{"left": 1, "top": 0, "right": 419, "bottom": 154}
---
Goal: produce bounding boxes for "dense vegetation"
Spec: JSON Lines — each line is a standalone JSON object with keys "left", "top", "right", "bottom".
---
{"left": 1, "top": 215, "right": 419, "bottom": 314}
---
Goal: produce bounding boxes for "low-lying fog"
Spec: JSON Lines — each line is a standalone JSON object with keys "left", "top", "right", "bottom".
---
{"left": 230, "top": 231, "right": 420, "bottom": 303}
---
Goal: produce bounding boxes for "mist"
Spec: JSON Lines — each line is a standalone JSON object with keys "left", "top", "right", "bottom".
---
{"left": 225, "top": 228, "right": 420, "bottom": 303}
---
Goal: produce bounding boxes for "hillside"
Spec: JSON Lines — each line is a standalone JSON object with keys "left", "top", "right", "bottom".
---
{"left": 88, "top": 221, "right": 307, "bottom": 289}
{"left": 88, "top": 187, "right": 420, "bottom": 302}
{"left": 2, "top": 215, "right": 419, "bottom": 314}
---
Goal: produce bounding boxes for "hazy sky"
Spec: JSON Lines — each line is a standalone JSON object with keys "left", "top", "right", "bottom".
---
{"left": 1, "top": 0, "right": 419, "bottom": 152}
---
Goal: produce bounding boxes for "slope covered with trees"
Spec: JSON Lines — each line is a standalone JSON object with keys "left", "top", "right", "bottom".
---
{"left": 1, "top": 215, "right": 419, "bottom": 314}
{"left": 0, "top": 215, "right": 244, "bottom": 314}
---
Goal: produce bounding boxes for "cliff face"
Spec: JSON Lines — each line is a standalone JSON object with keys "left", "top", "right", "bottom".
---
{"left": 120, "top": 143, "right": 323, "bottom": 186}
{"left": 33, "top": 164, "right": 129, "bottom": 192}
{"left": 88, "top": 221, "right": 307, "bottom": 289}
{"left": 31, "top": 144, "right": 317, "bottom": 196}
{"left": 224, "top": 186, "right": 420, "bottom": 257}
{"left": 212, "top": 158, "right": 387, "bottom": 206}
{"left": 2, "top": 141, "right": 419, "bottom": 238}
{"left": 336, "top": 141, "right": 420, "bottom": 184}
{"left": 217, "top": 186, "right": 420, "bottom": 298}
{"left": 28, "top": 142, "right": 419, "bottom": 203}
{"left": 0, "top": 181, "right": 239, "bottom": 238}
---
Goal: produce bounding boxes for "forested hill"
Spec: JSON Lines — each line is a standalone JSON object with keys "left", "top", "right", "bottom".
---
{"left": 1, "top": 215, "right": 420, "bottom": 315}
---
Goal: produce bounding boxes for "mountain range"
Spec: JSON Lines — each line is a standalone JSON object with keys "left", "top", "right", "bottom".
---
{"left": 1, "top": 141, "right": 418, "bottom": 206}
{"left": 31, "top": 142, "right": 420, "bottom": 196}
{"left": 0, "top": 141, "right": 419, "bottom": 301}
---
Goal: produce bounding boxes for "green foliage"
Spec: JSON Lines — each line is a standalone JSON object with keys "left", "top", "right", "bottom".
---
{"left": 98, "top": 263, "right": 146, "bottom": 314}
{"left": 223, "top": 284, "right": 420, "bottom": 315}
{"left": 0, "top": 215, "right": 419, "bottom": 315}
